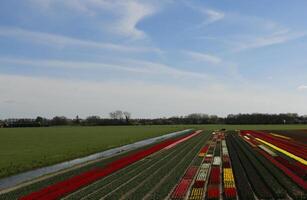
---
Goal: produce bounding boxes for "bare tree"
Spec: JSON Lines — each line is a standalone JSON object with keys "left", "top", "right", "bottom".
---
{"left": 109, "top": 111, "right": 117, "bottom": 119}
{"left": 123, "top": 111, "right": 131, "bottom": 123}
{"left": 109, "top": 110, "right": 124, "bottom": 120}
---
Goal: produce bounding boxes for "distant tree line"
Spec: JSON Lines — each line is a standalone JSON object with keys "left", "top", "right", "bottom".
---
{"left": 1, "top": 112, "right": 307, "bottom": 128}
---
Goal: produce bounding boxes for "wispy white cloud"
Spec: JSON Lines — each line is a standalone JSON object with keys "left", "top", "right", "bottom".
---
{"left": 297, "top": 85, "right": 307, "bottom": 91}
{"left": 123, "top": 59, "right": 210, "bottom": 79}
{"left": 234, "top": 29, "right": 307, "bottom": 51}
{"left": 107, "top": 1, "right": 156, "bottom": 39}
{"left": 183, "top": 1, "right": 224, "bottom": 26}
{"left": 184, "top": 51, "right": 222, "bottom": 64}
{"left": 201, "top": 9, "right": 224, "bottom": 25}
{"left": 193, "top": 13, "right": 307, "bottom": 52}
{"left": 0, "top": 27, "right": 161, "bottom": 53}
{"left": 28, "top": 0, "right": 159, "bottom": 39}
{"left": 0, "top": 57, "right": 210, "bottom": 80}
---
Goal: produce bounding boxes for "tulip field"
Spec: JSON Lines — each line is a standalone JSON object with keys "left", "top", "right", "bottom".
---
{"left": 0, "top": 128, "right": 306, "bottom": 200}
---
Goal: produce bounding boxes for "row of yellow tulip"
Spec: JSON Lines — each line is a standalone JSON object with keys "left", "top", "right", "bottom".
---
{"left": 255, "top": 138, "right": 307, "bottom": 165}
{"left": 224, "top": 180, "right": 236, "bottom": 188}
{"left": 223, "top": 168, "right": 235, "bottom": 188}
{"left": 221, "top": 137, "right": 237, "bottom": 199}
{"left": 223, "top": 168, "right": 234, "bottom": 181}
{"left": 188, "top": 188, "right": 203, "bottom": 200}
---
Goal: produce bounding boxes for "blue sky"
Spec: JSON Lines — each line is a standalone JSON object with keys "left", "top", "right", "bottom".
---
{"left": 0, "top": 0, "right": 307, "bottom": 118}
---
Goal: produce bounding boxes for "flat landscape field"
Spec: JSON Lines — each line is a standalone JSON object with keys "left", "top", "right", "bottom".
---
{"left": 0, "top": 128, "right": 306, "bottom": 200}
{"left": 0, "top": 125, "right": 185, "bottom": 178}
{"left": 0, "top": 124, "right": 306, "bottom": 179}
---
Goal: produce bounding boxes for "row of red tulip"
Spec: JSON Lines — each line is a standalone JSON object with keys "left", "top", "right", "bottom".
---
{"left": 240, "top": 130, "right": 307, "bottom": 190}
{"left": 164, "top": 130, "right": 201, "bottom": 150}
{"left": 275, "top": 156, "right": 306, "bottom": 178}
{"left": 207, "top": 185, "right": 219, "bottom": 199}
{"left": 20, "top": 131, "right": 199, "bottom": 200}
{"left": 258, "top": 149, "right": 307, "bottom": 190}
{"left": 171, "top": 139, "right": 213, "bottom": 199}
{"left": 200, "top": 145, "right": 209, "bottom": 154}
{"left": 170, "top": 179, "right": 192, "bottom": 199}
{"left": 241, "top": 131, "right": 307, "bottom": 190}
{"left": 187, "top": 133, "right": 219, "bottom": 199}
{"left": 206, "top": 132, "right": 223, "bottom": 200}
{"left": 242, "top": 130, "right": 307, "bottom": 160}
{"left": 183, "top": 166, "right": 198, "bottom": 180}
{"left": 224, "top": 188, "right": 236, "bottom": 199}
{"left": 209, "top": 167, "right": 220, "bottom": 185}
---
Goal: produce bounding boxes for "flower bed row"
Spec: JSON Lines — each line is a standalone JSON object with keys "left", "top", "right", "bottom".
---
{"left": 1, "top": 140, "right": 162, "bottom": 200}
{"left": 242, "top": 130, "right": 307, "bottom": 161}
{"left": 170, "top": 166, "right": 199, "bottom": 200}
{"left": 209, "top": 167, "right": 220, "bottom": 185}
{"left": 19, "top": 131, "right": 200, "bottom": 200}
{"left": 188, "top": 133, "right": 218, "bottom": 200}
{"left": 257, "top": 150, "right": 307, "bottom": 199}
{"left": 239, "top": 131, "right": 306, "bottom": 200}
{"left": 183, "top": 166, "right": 199, "bottom": 180}
{"left": 167, "top": 132, "right": 213, "bottom": 200}
{"left": 126, "top": 133, "right": 208, "bottom": 200}
{"left": 266, "top": 131, "right": 307, "bottom": 149}
{"left": 205, "top": 132, "right": 222, "bottom": 200}
{"left": 240, "top": 130, "right": 307, "bottom": 190}
{"left": 170, "top": 133, "right": 213, "bottom": 200}
{"left": 189, "top": 188, "right": 203, "bottom": 200}
{"left": 98, "top": 131, "right": 207, "bottom": 200}
{"left": 233, "top": 134, "right": 287, "bottom": 199}
{"left": 164, "top": 130, "right": 202, "bottom": 150}
{"left": 65, "top": 139, "right": 183, "bottom": 200}
{"left": 275, "top": 156, "right": 306, "bottom": 179}
{"left": 100, "top": 131, "right": 208, "bottom": 200}
{"left": 267, "top": 130, "right": 307, "bottom": 144}
{"left": 221, "top": 133, "right": 237, "bottom": 200}
{"left": 171, "top": 179, "right": 192, "bottom": 200}
{"left": 206, "top": 185, "right": 219, "bottom": 200}
{"left": 229, "top": 134, "right": 274, "bottom": 199}
{"left": 226, "top": 133, "right": 256, "bottom": 200}
{"left": 198, "top": 145, "right": 209, "bottom": 157}
{"left": 255, "top": 137, "right": 306, "bottom": 165}
{"left": 195, "top": 163, "right": 210, "bottom": 181}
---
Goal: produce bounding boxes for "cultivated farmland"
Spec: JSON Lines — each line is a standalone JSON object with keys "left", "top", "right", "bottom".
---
{"left": 0, "top": 125, "right": 188, "bottom": 178}
{"left": 1, "top": 124, "right": 306, "bottom": 179}
{"left": 0, "top": 127, "right": 306, "bottom": 200}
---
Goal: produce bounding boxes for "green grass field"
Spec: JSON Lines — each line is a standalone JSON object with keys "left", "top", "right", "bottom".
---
{"left": 0, "top": 124, "right": 306, "bottom": 178}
